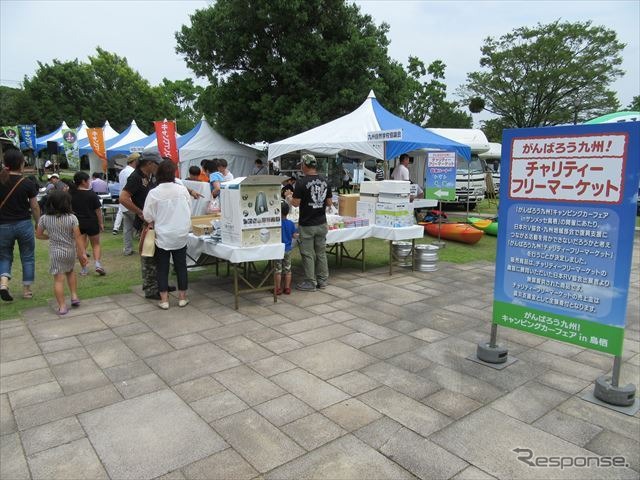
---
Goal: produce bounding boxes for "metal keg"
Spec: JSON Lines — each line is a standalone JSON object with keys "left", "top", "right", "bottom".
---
{"left": 392, "top": 241, "right": 413, "bottom": 267}
{"left": 414, "top": 244, "right": 439, "bottom": 271}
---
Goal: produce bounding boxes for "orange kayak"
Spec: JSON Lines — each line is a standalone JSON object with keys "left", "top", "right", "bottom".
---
{"left": 421, "top": 222, "right": 484, "bottom": 245}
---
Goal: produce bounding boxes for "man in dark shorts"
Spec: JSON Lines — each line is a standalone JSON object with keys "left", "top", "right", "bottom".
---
{"left": 119, "top": 152, "right": 170, "bottom": 299}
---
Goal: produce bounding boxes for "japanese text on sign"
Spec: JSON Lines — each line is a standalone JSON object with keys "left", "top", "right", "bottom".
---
{"left": 510, "top": 134, "right": 626, "bottom": 203}
{"left": 367, "top": 129, "right": 403, "bottom": 142}
{"left": 427, "top": 151, "right": 455, "bottom": 168}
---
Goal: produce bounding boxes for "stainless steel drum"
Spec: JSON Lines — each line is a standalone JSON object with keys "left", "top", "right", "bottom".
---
{"left": 392, "top": 241, "right": 413, "bottom": 267}
{"left": 414, "top": 244, "right": 439, "bottom": 271}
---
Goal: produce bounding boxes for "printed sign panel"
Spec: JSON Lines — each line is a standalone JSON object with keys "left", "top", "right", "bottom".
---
{"left": 493, "top": 123, "right": 640, "bottom": 355}
{"left": 425, "top": 151, "right": 456, "bottom": 200}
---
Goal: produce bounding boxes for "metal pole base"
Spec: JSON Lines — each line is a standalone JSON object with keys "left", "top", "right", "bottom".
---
{"left": 476, "top": 342, "right": 509, "bottom": 364}
{"left": 594, "top": 375, "right": 637, "bottom": 407}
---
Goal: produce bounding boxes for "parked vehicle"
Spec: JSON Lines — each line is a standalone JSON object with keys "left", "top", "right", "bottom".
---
{"left": 479, "top": 142, "right": 501, "bottom": 195}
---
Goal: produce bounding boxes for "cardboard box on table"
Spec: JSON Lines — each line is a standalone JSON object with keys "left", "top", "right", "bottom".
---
{"left": 220, "top": 176, "right": 282, "bottom": 247}
{"left": 356, "top": 201, "right": 376, "bottom": 224}
{"left": 338, "top": 194, "right": 360, "bottom": 217}
{"left": 359, "top": 181, "right": 381, "bottom": 204}
{"left": 375, "top": 202, "right": 413, "bottom": 227}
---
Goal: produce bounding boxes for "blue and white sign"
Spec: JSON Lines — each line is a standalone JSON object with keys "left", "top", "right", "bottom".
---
{"left": 19, "top": 125, "right": 37, "bottom": 151}
{"left": 425, "top": 151, "right": 456, "bottom": 200}
{"left": 493, "top": 122, "right": 640, "bottom": 355}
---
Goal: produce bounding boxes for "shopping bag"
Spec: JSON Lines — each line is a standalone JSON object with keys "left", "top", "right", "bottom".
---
{"left": 139, "top": 225, "right": 156, "bottom": 257}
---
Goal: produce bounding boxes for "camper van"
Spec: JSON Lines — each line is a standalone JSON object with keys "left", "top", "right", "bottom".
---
{"left": 421, "top": 128, "right": 491, "bottom": 209}
{"left": 479, "top": 142, "right": 501, "bottom": 195}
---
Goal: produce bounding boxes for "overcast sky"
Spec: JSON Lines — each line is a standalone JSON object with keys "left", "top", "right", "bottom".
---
{"left": 1, "top": 0, "right": 638, "bottom": 126}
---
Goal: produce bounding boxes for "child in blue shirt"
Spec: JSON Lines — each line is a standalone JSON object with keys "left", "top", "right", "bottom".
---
{"left": 275, "top": 202, "right": 297, "bottom": 295}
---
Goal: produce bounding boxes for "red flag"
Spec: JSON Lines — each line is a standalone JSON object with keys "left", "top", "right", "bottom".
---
{"left": 87, "top": 128, "right": 107, "bottom": 173}
{"left": 154, "top": 120, "right": 179, "bottom": 164}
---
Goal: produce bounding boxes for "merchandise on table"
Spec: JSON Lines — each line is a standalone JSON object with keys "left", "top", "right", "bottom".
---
{"left": 375, "top": 202, "right": 413, "bottom": 227}
{"left": 190, "top": 214, "right": 221, "bottom": 236}
{"left": 220, "top": 176, "right": 283, "bottom": 247}
{"left": 356, "top": 201, "right": 376, "bottom": 225}
{"left": 326, "top": 214, "right": 370, "bottom": 229}
{"left": 338, "top": 194, "right": 360, "bottom": 217}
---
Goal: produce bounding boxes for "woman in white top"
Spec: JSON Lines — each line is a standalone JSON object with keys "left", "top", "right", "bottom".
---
{"left": 143, "top": 160, "right": 192, "bottom": 310}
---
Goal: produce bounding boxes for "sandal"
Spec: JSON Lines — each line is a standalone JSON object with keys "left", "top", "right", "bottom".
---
{"left": 71, "top": 298, "right": 81, "bottom": 307}
{"left": 23, "top": 290, "right": 33, "bottom": 299}
{"left": 0, "top": 288, "right": 13, "bottom": 302}
{"left": 57, "top": 306, "right": 68, "bottom": 315}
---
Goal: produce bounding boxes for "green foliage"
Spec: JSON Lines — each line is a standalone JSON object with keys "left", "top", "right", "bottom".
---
{"left": 628, "top": 95, "right": 640, "bottom": 111}
{"left": 480, "top": 117, "right": 510, "bottom": 143}
{"left": 468, "top": 97, "right": 485, "bottom": 113}
{"left": 460, "top": 20, "right": 624, "bottom": 127}
{"left": 0, "top": 86, "right": 22, "bottom": 126}
{"left": 155, "top": 78, "right": 204, "bottom": 133}
{"left": 176, "top": 0, "right": 414, "bottom": 142}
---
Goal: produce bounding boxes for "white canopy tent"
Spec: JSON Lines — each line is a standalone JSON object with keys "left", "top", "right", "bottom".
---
{"left": 144, "top": 117, "right": 260, "bottom": 179}
{"left": 85, "top": 120, "right": 146, "bottom": 173}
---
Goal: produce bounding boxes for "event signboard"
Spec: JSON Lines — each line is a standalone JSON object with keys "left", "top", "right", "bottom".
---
{"left": 19, "top": 125, "right": 36, "bottom": 151}
{"left": 425, "top": 151, "right": 456, "bottom": 201}
{"left": 61, "top": 128, "right": 80, "bottom": 170}
{"left": 154, "top": 120, "right": 179, "bottom": 163}
{"left": 1, "top": 126, "right": 20, "bottom": 148}
{"left": 493, "top": 123, "right": 639, "bottom": 356}
{"left": 87, "top": 128, "right": 107, "bottom": 172}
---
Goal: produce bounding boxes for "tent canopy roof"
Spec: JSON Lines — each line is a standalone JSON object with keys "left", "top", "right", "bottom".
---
{"left": 268, "top": 91, "right": 470, "bottom": 161}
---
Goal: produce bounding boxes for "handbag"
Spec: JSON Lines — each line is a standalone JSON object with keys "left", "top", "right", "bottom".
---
{"left": 139, "top": 224, "right": 156, "bottom": 257}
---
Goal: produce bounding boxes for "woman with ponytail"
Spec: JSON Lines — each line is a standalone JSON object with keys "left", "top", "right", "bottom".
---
{"left": 0, "top": 149, "right": 40, "bottom": 301}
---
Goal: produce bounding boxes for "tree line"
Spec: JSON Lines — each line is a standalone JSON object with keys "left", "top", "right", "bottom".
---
{"left": 1, "top": 0, "right": 634, "bottom": 145}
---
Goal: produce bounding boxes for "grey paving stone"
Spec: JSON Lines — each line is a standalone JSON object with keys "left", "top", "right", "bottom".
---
{"left": 1, "top": 355, "right": 47, "bottom": 376}
{"left": 461, "top": 358, "right": 544, "bottom": 392}
{"left": 14, "top": 384, "right": 122, "bottom": 430}
{"left": 96, "top": 308, "right": 140, "bottom": 328}
{"left": 307, "top": 303, "right": 337, "bottom": 314}
{"left": 414, "top": 336, "right": 479, "bottom": 370}
{"left": 112, "top": 321, "right": 151, "bottom": 338}
{"left": 51, "top": 358, "right": 110, "bottom": 395}
{"left": 37, "top": 336, "right": 82, "bottom": 354}
{"left": 386, "top": 319, "right": 422, "bottom": 333}
{"left": 181, "top": 448, "right": 259, "bottom": 480}
{"left": 338, "top": 332, "right": 380, "bottom": 348}
{"left": 212, "top": 409, "right": 305, "bottom": 473}
{"left": 213, "top": 365, "right": 285, "bottom": 406}
{"left": 44, "top": 346, "right": 89, "bottom": 366}
{"left": 190, "top": 390, "right": 248, "bottom": 422}
{"left": 264, "top": 434, "right": 414, "bottom": 479}
{"left": 290, "top": 324, "right": 355, "bottom": 346}
{"left": 84, "top": 337, "right": 139, "bottom": 369}
{"left": 518, "top": 349, "right": 605, "bottom": 381}
{"left": 585, "top": 429, "right": 640, "bottom": 472}
{"left": 165, "top": 333, "right": 209, "bottom": 350}
{"left": 27, "top": 437, "right": 109, "bottom": 480}
{"left": 254, "top": 394, "right": 314, "bottom": 426}
{"left": 418, "top": 364, "right": 505, "bottom": 403}
{"left": 0, "top": 432, "right": 30, "bottom": 480}
{"left": 423, "top": 389, "right": 482, "bottom": 419}
{"left": 283, "top": 340, "right": 376, "bottom": 380}
{"left": 249, "top": 355, "right": 296, "bottom": 378}
{"left": 409, "top": 326, "right": 451, "bottom": 342}
{"left": 80, "top": 389, "right": 227, "bottom": 479}
{"left": 123, "top": 331, "right": 174, "bottom": 358}
{"left": 103, "top": 359, "right": 153, "bottom": 382}
{"left": 29, "top": 314, "right": 107, "bottom": 343}
{"left": 200, "top": 320, "right": 264, "bottom": 342}
{"left": 490, "top": 381, "right": 570, "bottom": 424}
{"left": 572, "top": 349, "right": 618, "bottom": 371}
{"left": 325, "top": 310, "right": 357, "bottom": 322}
{"left": 0, "top": 333, "right": 40, "bottom": 362}
{"left": 7, "top": 381, "right": 63, "bottom": 409}
{"left": 273, "top": 316, "right": 334, "bottom": 336}
{"left": 146, "top": 343, "right": 240, "bottom": 385}
{"left": 20, "top": 416, "right": 85, "bottom": 455}
{"left": 156, "top": 469, "right": 187, "bottom": 480}
{"left": 533, "top": 410, "right": 603, "bottom": 447}
{"left": 321, "top": 398, "right": 382, "bottom": 431}
{"left": 0, "top": 367, "right": 55, "bottom": 395}
{"left": 362, "top": 361, "right": 441, "bottom": 399}
{"left": 328, "top": 371, "right": 381, "bottom": 396}
{"left": 137, "top": 307, "right": 221, "bottom": 339}
{"left": 172, "top": 376, "right": 226, "bottom": 403}
{"left": 281, "top": 412, "right": 346, "bottom": 451}
{"left": 261, "top": 336, "right": 305, "bottom": 354}
{"left": 115, "top": 373, "right": 167, "bottom": 399}
{"left": 353, "top": 416, "right": 404, "bottom": 450}
{"left": 0, "top": 393, "right": 16, "bottom": 434}
{"left": 431, "top": 406, "right": 638, "bottom": 480}
{"left": 380, "top": 427, "right": 468, "bottom": 479}
{"left": 452, "top": 466, "right": 497, "bottom": 480}
{"left": 244, "top": 326, "right": 284, "bottom": 344}
{"left": 77, "top": 328, "right": 117, "bottom": 345}
{"left": 343, "top": 318, "right": 398, "bottom": 340}
{"left": 537, "top": 339, "right": 585, "bottom": 358}
{"left": 523, "top": 372, "right": 586, "bottom": 398}
{"left": 387, "top": 351, "right": 433, "bottom": 372}
{"left": 358, "top": 386, "right": 451, "bottom": 437}
{"left": 271, "top": 368, "right": 349, "bottom": 410}
{"left": 361, "top": 335, "right": 427, "bottom": 360}
{"left": 216, "top": 335, "right": 273, "bottom": 362}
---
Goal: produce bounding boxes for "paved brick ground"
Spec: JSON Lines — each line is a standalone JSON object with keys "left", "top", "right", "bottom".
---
{"left": 1, "top": 252, "right": 638, "bottom": 479}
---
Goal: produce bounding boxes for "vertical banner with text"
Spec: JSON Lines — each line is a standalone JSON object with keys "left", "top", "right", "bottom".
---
{"left": 154, "top": 120, "right": 179, "bottom": 164}
{"left": 1, "top": 126, "right": 20, "bottom": 148}
{"left": 425, "top": 151, "right": 456, "bottom": 201}
{"left": 61, "top": 129, "right": 80, "bottom": 170}
{"left": 87, "top": 128, "right": 107, "bottom": 172}
{"left": 19, "top": 125, "right": 37, "bottom": 151}
{"left": 493, "top": 123, "right": 640, "bottom": 356}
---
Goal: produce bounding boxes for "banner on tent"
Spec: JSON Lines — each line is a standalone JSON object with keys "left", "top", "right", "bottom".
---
{"left": 19, "top": 125, "right": 36, "bottom": 150}
{"left": 87, "top": 128, "right": 107, "bottom": 172}
{"left": 367, "top": 129, "right": 403, "bottom": 142}
{"left": 1, "top": 126, "right": 20, "bottom": 147}
{"left": 426, "top": 151, "right": 456, "bottom": 201}
{"left": 61, "top": 128, "right": 80, "bottom": 170}
{"left": 154, "top": 120, "right": 179, "bottom": 163}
